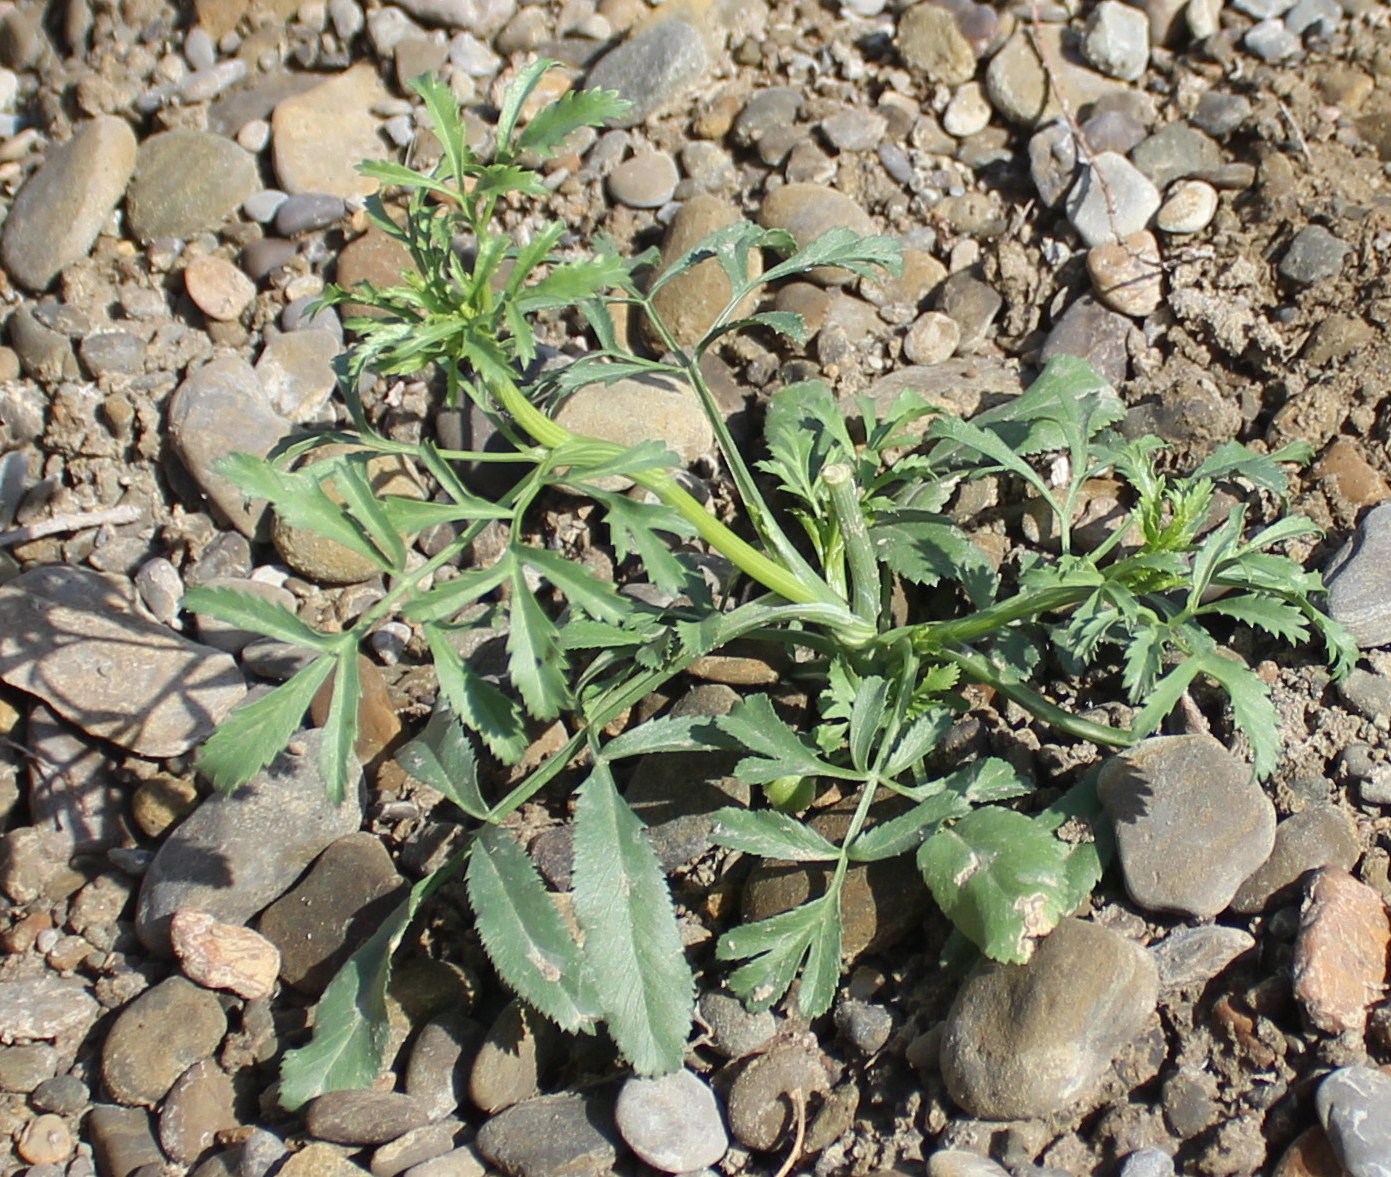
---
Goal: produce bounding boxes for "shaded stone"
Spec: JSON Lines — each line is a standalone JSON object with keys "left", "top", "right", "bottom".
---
{"left": 25, "top": 702, "right": 128, "bottom": 854}
{"left": 615, "top": 1069, "right": 727, "bottom": 1172}
{"left": 158, "top": 1060, "right": 238, "bottom": 1164}
{"left": 649, "top": 194, "right": 759, "bottom": 350}
{"left": 1150, "top": 925, "right": 1256, "bottom": 990}
{"left": 1280, "top": 225, "right": 1350, "bottom": 287}
{"left": 758, "top": 183, "right": 878, "bottom": 286}
{"left": 474, "top": 1093, "right": 619, "bottom": 1177}
{"left": 1326, "top": 502, "right": 1391, "bottom": 648}
{"left": 405, "top": 1012, "right": 484, "bottom": 1121}
{"left": 101, "top": 977, "right": 227, "bottom": 1107}
{"left": 305, "top": 1092, "right": 430, "bottom": 1146}
{"left": 469, "top": 1000, "right": 545, "bottom": 1115}
{"left": 1293, "top": 868, "right": 1390, "bottom": 1035}
{"left": 1230, "top": 803, "right": 1360, "bottom": 915}
{"left": 125, "top": 131, "right": 259, "bottom": 242}
{"left": 87, "top": 1106, "right": 163, "bottom": 1177}
{"left": 726, "top": 1045, "right": 831, "bottom": 1151}
{"left": 1041, "top": 294, "right": 1131, "bottom": 387}
{"left": 1066, "top": 152, "right": 1161, "bottom": 247}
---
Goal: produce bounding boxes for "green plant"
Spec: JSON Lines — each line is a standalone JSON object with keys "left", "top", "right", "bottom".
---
{"left": 186, "top": 62, "right": 1355, "bottom": 1107}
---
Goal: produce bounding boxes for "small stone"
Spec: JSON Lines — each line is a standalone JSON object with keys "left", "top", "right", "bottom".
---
{"left": 822, "top": 108, "right": 889, "bottom": 152}
{"left": 1272, "top": 1126, "right": 1344, "bottom": 1177}
{"left": 31, "top": 1075, "right": 90, "bottom": 1116}
{"left": 278, "top": 1141, "right": 371, "bottom": 1177}
{"left": 584, "top": 18, "right": 709, "bottom": 129}
{"left": 985, "top": 25, "right": 1123, "bottom": 128}
{"left": 1245, "top": 18, "right": 1302, "bottom": 60}
{"left": 942, "top": 83, "right": 992, "bottom": 138}
{"left": 1087, "top": 230, "right": 1163, "bottom": 318}
{"left": 836, "top": 998, "right": 894, "bottom": 1055}
{"left": 1082, "top": 0, "right": 1150, "bottom": 81}
{"left": 1150, "top": 926, "right": 1257, "bottom": 990}
{"left": 1119, "top": 1150, "right": 1176, "bottom": 1177}
{"left": 274, "top": 192, "right": 347, "bottom": 237}
{"left": 17, "top": 1114, "right": 73, "bottom": 1165}
{"left": 0, "top": 977, "right": 99, "bottom": 1042}
{"left": 1293, "top": 868, "right": 1390, "bottom": 1035}
{"left": 904, "top": 310, "right": 960, "bottom": 365}
{"left": 399, "top": 1146, "right": 486, "bottom": 1177}
{"left": 936, "top": 272, "right": 1001, "bottom": 352}
{"left": 1314, "top": 440, "right": 1391, "bottom": 507}
{"left": 255, "top": 328, "right": 340, "bottom": 423}
{"left": 125, "top": 131, "right": 259, "bottom": 242}
{"left": 405, "top": 1012, "right": 482, "bottom": 1121}
{"left": 1029, "top": 121, "right": 1078, "bottom": 207}
{"left": 271, "top": 64, "right": 390, "bottom": 198}
{"left": 726, "top": 1046, "right": 831, "bottom": 1151}
{"left": 1098, "top": 735, "right": 1276, "bottom": 918}
{"left": 80, "top": 330, "right": 147, "bottom": 377}
{"left": 0, "top": 1044, "right": 59, "bottom": 1093}
{"left": 1, "top": 115, "right": 137, "bottom": 292}
{"left": 649, "top": 195, "right": 760, "bottom": 350}
{"left": 1130, "top": 122, "right": 1223, "bottom": 189}
{"left": 606, "top": 151, "right": 679, "bottom": 209}
{"left": 306, "top": 1092, "right": 430, "bottom": 1146}
{"left": 184, "top": 255, "right": 256, "bottom": 321}
{"left": 940, "top": 918, "right": 1159, "bottom": 1120}
{"left": 1066, "top": 152, "right": 1161, "bottom": 247}
{"left": 896, "top": 3, "right": 977, "bottom": 87}
{"left": 927, "top": 1152, "right": 1012, "bottom": 1177}
{"left": 615, "top": 1070, "right": 727, "bottom": 1172}
{"left": 474, "top": 1093, "right": 618, "bottom": 1177}
{"left": 469, "top": 1001, "right": 544, "bottom": 1115}
{"left": 1229, "top": 806, "right": 1357, "bottom": 918}
{"left": 1040, "top": 294, "right": 1131, "bottom": 387}
{"left": 101, "top": 976, "right": 227, "bottom": 1107}
{"left": 1285, "top": 0, "right": 1341, "bottom": 35}
{"left": 1317, "top": 1066, "right": 1391, "bottom": 1177}
{"left": 243, "top": 188, "right": 289, "bottom": 224}
{"left": 371, "top": 1120, "right": 461, "bottom": 1177}
{"left": 1280, "top": 225, "right": 1349, "bottom": 286}
{"left": 1156, "top": 180, "right": 1218, "bottom": 234}
{"left": 159, "top": 1060, "right": 238, "bottom": 1164}
{"left": 698, "top": 990, "right": 776, "bottom": 1059}
{"left": 87, "top": 1106, "right": 163, "bottom": 1177}
{"left": 1192, "top": 92, "right": 1252, "bottom": 139}
{"left": 1325, "top": 502, "right": 1391, "bottom": 647}
{"left": 759, "top": 182, "right": 878, "bottom": 286}
{"left": 170, "top": 909, "right": 282, "bottom": 1000}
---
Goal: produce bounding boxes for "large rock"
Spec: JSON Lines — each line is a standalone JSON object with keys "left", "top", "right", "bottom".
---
{"left": 649, "top": 195, "right": 759, "bottom": 351}
{"left": 124, "top": 130, "right": 259, "bottom": 242}
{"left": 271, "top": 64, "right": 390, "bottom": 199}
{"left": 0, "top": 567, "right": 245, "bottom": 758}
{"left": 100, "top": 977, "right": 226, "bottom": 1107}
{"left": 1, "top": 116, "right": 136, "bottom": 291}
{"left": 940, "top": 917, "right": 1158, "bottom": 1120}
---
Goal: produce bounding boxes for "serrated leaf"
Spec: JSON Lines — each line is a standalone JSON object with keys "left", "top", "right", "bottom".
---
{"left": 518, "top": 84, "right": 632, "bottom": 156}
{"left": 600, "top": 713, "right": 727, "bottom": 759}
{"left": 717, "top": 694, "right": 858, "bottom": 785}
{"left": 1190, "top": 439, "right": 1309, "bottom": 495}
{"left": 918, "top": 807, "right": 1073, "bottom": 963}
{"left": 183, "top": 586, "right": 337, "bottom": 651}
{"left": 717, "top": 894, "right": 842, "bottom": 1016}
{"left": 572, "top": 763, "right": 692, "bottom": 1073}
{"left": 424, "top": 625, "right": 528, "bottom": 765}
{"left": 759, "top": 227, "right": 903, "bottom": 287}
{"left": 848, "top": 792, "right": 971, "bottom": 861}
{"left": 468, "top": 826, "right": 600, "bottom": 1031}
{"left": 1202, "top": 594, "right": 1311, "bottom": 644}
{"left": 319, "top": 652, "right": 361, "bottom": 806}
{"left": 521, "top": 547, "right": 630, "bottom": 624}
{"left": 402, "top": 561, "right": 514, "bottom": 623}
{"left": 377, "top": 495, "right": 512, "bottom": 535}
{"left": 872, "top": 515, "right": 997, "bottom": 607}
{"left": 507, "top": 567, "right": 569, "bottom": 720}
{"left": 1198, "top": 649, "right": 1279, "bottom": 779}
{"left": 195, "top": 657, "right": 336, "bottom": 791}
{"left": 279, "top": 865, "right": 449, "bottom": 1110}
{"left": 358, "top": 159, "right": 462, "bottom": 202}
{"left": 709, "top": 807, "right": 840, "bottom": 861}
{"left": 883, "top": 710, "right": 953, "bottom": 778}
{"left": 408, "top": 73, "right": 472, "bottom": 187}
{"left": 848, "top": 675, "right": 890, "bottom": 773}
{"left": 396, "top": 703, "right": 491, "bottom": 820}
{"left": 513, "top": 255, "right": 632, "bottom": 314}
{"left": 702, "top": 310, "right": 807, "bottom": 347}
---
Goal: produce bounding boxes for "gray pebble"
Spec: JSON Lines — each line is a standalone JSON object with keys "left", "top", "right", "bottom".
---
{"left": 822, "top": 108, "right": 890, "bottom": 152}
{"left": 1082, "top": 0, "right": 1150, "bottom": 81}
{"left": 927, "top": 1151, "right": 1012, "bottom": 1177}
{"left": 1359, "top": 764, "right": 1391, "bottom": 805}
{"left": 238, "top": 1129, "right": 289, "bottom": 1177}
{"left": 614, "top": 1070, "right": 727, "bottom": 1172}
{"left": 179, "top": 61, "right": 247, "bottom": 103}
{"left": 31, "top": 1074, "right": 90, "bottom": 1115}
{"left": 1317, "top": 1066, "right": 1391, "bottom": 1177}
{"left": 1149, "top": 925, "right": 1255, "bottom": 990}
{"left": 936, "top": 272, "right": 1001, "bottom": 352}
{"left": 475, "top": 1093, "right": 618, "bottom": 1177}
{"left": 406, "top": 1012, "right": 483, "bottom": 1122}
{"left": 1245, "top": 18, "right": 1302, "bottom": 60}
{"left": 0, "top": 977, "right": 99, "bottom": 1042}
{"left": 733, "top": 88, "right": 802, "bottom": 148}
{"left": 125, "top": 130, "right": 259, "bottom": 243}
{"left": 184, "top": 25, "right": 217, "bottom": 70}
{"left": 1119, "top": 1149, "right": 1176, "bottom": 1177}
{"left": 1285, "top": 0, "right": 1342, "bottom": 34}
{"left": 605, "top": 151, "right": 679, "bottom": 209}
{"left": 1029, "top": 121, "right": 1077, "bottom": 207}
{"left": 242, "top": 189, "right": 289, "bottom": 224}
{"left": 275, "top": 192, "right": 347, "bottom": 237}
{"left": 1232, "top": 0, "right": 1296, "bottom": 16}
{"left": 1082, "top": 109, "right": 1149, "bottom": 155}
{"left": 1130, "top": 122, "right": 1222, "bottom": 189}
{"left": 0, "top": 1043, "right": 58, "bottom": 1093}
{"left": 80, "top": 330, "right": 147, "bottom": 378}
{"left": 698, "top": 990, "right": 776, "bottom": 1059}
{"left": 585, "top": 18, "right": 709, "bottom": 129}
{"left": 1326, "top": 501, "right": 1391, "bottom": 646}
{"left": 1338, "top": 666, "right": 1391, "bottom": 719}
{"left": 1065, "top": 152, "right": 1160, "bottom": 247}
{"left": 1041, "top": 294, "right": 1131, "bottom": 386}
{"left": 1229, "top": 802, "right": 1359, "bottom": 914}
{"left": 835, "top": 998, "right": 894, "bottom": 1055}
{"left": 469, "top": 1001, "right": 545, "bottom": 1115}
{"left": 1280, "top": 224, "right": 1349, "bottom": 285}
{"left": 255, "top": 328, "right": 340, "bottom": 423}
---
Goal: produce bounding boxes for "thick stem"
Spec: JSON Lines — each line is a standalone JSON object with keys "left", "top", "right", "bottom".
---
{"left": 823, "top": 464, "right": 881, "bottom": 627}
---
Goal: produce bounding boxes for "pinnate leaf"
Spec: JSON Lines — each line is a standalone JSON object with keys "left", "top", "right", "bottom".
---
{"left": 183, "top": 585, "right": 336, "bottom": 651}
{"left": 319, "top": 652, "right": 361, "bottom": 806}
{"left": 424, "top": 625, "right": 528, "bottom": 766}
{"left": 716, "top": 694, "right": 858, "bottom": 785}
{"left": 396, "top": 703, "right": 491, "bottom": 820}
{"left": 717, "top": 894, "right": 842, "bottom": 1016}
{"left": 709, "top": 807, "right": 840, "bottom": 861}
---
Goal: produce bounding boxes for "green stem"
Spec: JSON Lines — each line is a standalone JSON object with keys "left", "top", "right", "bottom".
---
{"left": 823, "top": 464, "right": 881, "bottom": 627}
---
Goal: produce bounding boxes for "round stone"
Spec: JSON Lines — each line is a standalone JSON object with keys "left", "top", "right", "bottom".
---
{"left": 1065, "top": 152, "right": 1161, "bottom": 247}
{"left": 183, "top": 255, "right": 256, "bottom": 322}
{"left": 606, "top": 151, "right": 679, "bottom": 208}
{"left": 615, "top": 1070, "right": 728, "bottom": 1173}
{"left": 125, "top": 130, "right": 259, "bottom": 242}
{"left": 896, "top": 3, "right": 977, "bottom": 87}
{"left": 1087, "top": 230, "right": 1163, "bottom": 317}
{"left": 903, "top": 310, "right": 961, "bottom": 365}
{"left": 942, "top": 83, "right": 992, "bottom": 138}
{"left": 759, "top": 183, "right": 878, "bottom": 286}
{"left": 1156, "top": 179, "right": 1218, "bottom": 234}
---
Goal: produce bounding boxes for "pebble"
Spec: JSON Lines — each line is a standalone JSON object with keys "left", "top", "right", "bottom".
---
{"left": 936, "top": 272, "right": 1001, "bottom": 352}
{"left": 1098, "top": 735, "right": 1275, "bottom": 917}
{"left": 275, "top": 193, "right": 348, "bottom": 236}
{"left": 1131, "top": 122, "right": 1222, "bottom": 189}
{"left": 649, "top": 194, "right": 759, "bottom": 350}
{"left": 271, "top": 64, "right": 390, "bottom": 198}
{"left": 758, "top": 182, "right": 878, "bottom": 285}
{"left": 306, "top": 1092, "right": 430, "bottom": 1146}
{"left": 1230, "top": 803, "right": 1360, "bottom": 913}
{"left": 1292, "top": 868, "right": 1390, "bottom": 1035}
{"left": 606, "top": 150, "right": 679, "bottom": 208}
{"left": 1245, "top": 18, "right": 1302, "bottom": 61}
{"left": 1082, "top": 1, "right": 1150, "bottom": 81}
{"left": 405, "top": 1012, "right": 482, "bottom": 1121}
{"left": 242, "top": 237, "right": 299, "bottom": 283}
{"left": 87, "top": 1106, "right": 164, "bottom": 1177}
{"left": 1150, "top": 926, "right": 1256, "bottom": 990}
{"left": 184, "top": 254, "right": 256, "bottom": 322}
{"left": 1280, "top": 225, "right": 1350, "bottom": 286}
{"left": 726, "top": 1045, "right": 831, "bottom": 1151}
{"left": 257, "top": 832, "right": 406, "bottom": 994}
{"left": 585, "top": 18, "right": 709, "bottom": 129}
{"left": 277, "top": 1141, "right": 370, "bottom": 1177}
{"left": 1066, "top": 152, "right": 1161, "bottom": 247}
{"left": 1029, "top": 121, "right": 1078, "bottom": 207}
{"left": 31, "top": 1075, "right": 89, "bottom": 1116}
{"left": 370, "top": 1120, "right": 461, "bottom": 1176}
{"left": 896, "top": 3, "right": 977, "bottom": 87}
{"left": 1087, "top": 230, "right": 1163, "bottom": 317}
{"left": 614, "top": 1070, "right": 728, "bottom": 1172}
{"left": 1119, "top": 1150, "right": 1176, "bottom": 1177}
{"left": 1156, "top": 179, "right": 1218, "bottom": 234}
{"left": 0, "top": 977, "right": 99, "bottom": 1041}
{"left": 904, "top": 310, "right": 961, "bottom": 364}
{"left": 255, "top": 329, "right": 341, "bottom": 423}
{"left": 1325, "top": 501, "right": 1391, "bottom": 647}
{"left": 1285, "top": 0, "right": 1341, "bottom": 35}
{"left": 125, "top": 131, "right": 259, "bottom": 242}
{"left": 1, "top": 115, "right": 136, "bottom": 292}
{"left": 25, "top": 704, "right": 128, "bottom": 853}
{"left": 1040, "top": 294, "right": 1131, "bottom": 386}
{"left": 135, "top": 728, "right": 364, "bottom": 954}
{"left": 698, "top": 989, "right": 777, "bottom": 1059}
{"left": 18, "top": 1113, "right": 73, "bottom": 1165}
{"left": 985, "top": 25, "right": 1119, "bottom": 127}
{"left": 940, "top": 917, "right": 1159, "bottom": 1120}
{"left": 0, "top": 1044, "right": 59, "bottom": 1093}
{"left": 1314, "top": 440, "right": 1391, "bottom": 508}
{"left": 1192, "top": 92, "right": 1252, "bottom": 139}
{"left": 101, "top": 976, "right": 227, "bottom": 1107}
{"left": 942, "top": 84, "right": 992, "bottom": 139}
{"left": 170, "top": 909, "right": 282, "bottom": 1001}
{"left": 0, "top": 566, "right": 246, "bottom": 757}
{"left": 168, "top": 356, "right": 293, "bottom": 537}
{"left": 1084, "top": 110, "right": 1149, "bottom": 156}
{"left": 836, "top": 998, "right": 894, "bottom": 1055}
{"left": 822, "top": 108, "right": 889, "bottom": 152}
{"left": 159, "top": 1059, "right": 238, "bottom": 1164}
{"left": 474, "top": 1092, "right": 618, "bottom": 1177}
{"left": 1317, "top": 1066, "right": 1391, "bottom": 1177}
{"left": 243, "top": 188, "right": 290, "bottom": 224}
{"left": 926, "top": 1152, "right": 1012, "bottom": 1177}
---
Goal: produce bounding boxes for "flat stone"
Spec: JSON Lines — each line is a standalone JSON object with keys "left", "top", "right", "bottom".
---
{"left": 584, "top": 18, "right": 709, "bottom": 129}
{"left": 255, "top": 328, "right": 341, "bottom": 423}
{"left": 405, "top": 1012, "right": 484, "bottom": 1121}
{"left": 758, "top": 182, "right": 879, "bottom": 286}
{"left": 0, "top": 1044, "right": 59, "bottom": 1093}
{"left": 697, "top": 990, "right": 776, "bottom": 1060}
{"left": 896, "top": 3, "right": 977, "bottom": 86}
{"left": 927, "top": 1151, "right": 1012, "bottom": 1177}
{"left": 1246, "top": 18, "right": 1302, "bottom": 61}
{"left": 306, "top": 1092, "right": 430, "bottom": 1146}
{"left": 1324, "top": 502, "right": 1391, "bottom": 647}
{"left": 1066, "top": 152, "right": 1161, "bottom": 248}
{"left": 1280, "top": 225, "right": 1350, "bottom": 286}
{"left": 101, "top": 976, "right": 227, "bottom": 1107}
{"left": 135, "top": 728, "right": 364, "bottom": 955}
{"left": 1, "top": 115, "right": 136, "bottom": 291}
{"left": 1029, "top": 121, "right": 1078, "bottom": 207}
{"left": 606, "top": 151, "right": 679, "bottom": 208}
{"left": 1230, "top": 803, "right": 1360, "bottom": 914}
{"left": 1292, "top": 868, "right": 1390, "bottom": 1035}
{"left": 369, "top": 1120, "right": 462, "bottom": 1177}
{"left": 278, "top": 1141, "right": 372, "bottom": 1177}
{"left": 0, "top": 977, "right": 100, "bottom": 1043}
{"left": 649, "top": 194, "right": 760, "bottom": 350}
{"left": 168, "top": 356, "right": 294, "bottom": 537}
{"left": 1150, "top": 925, "right": 1257, "bottom": 990}
{"left": 615, "top": 1070, "right": 728, "bottom": 1172}
{"left": 1040, "top": 294, "right": 1131, "bottom": 387}
{"left": 170, "top": 909, "right": 282, "bottom": 1001}
{"left": 184, "top": 255, "right": 256, "bottom": 322}
{"left": 0, "top": 566, "right": 246, "bottom": 758}
{"left": 937, "top": 271, "right": 1002, "bottom": 351}
{"left": 469, "top": 1001, "right": 544, "bottom": 1115}
{"left": 158, "top": 1060, "right": 238, "bottom": 1164}
{"left": 1130, "top": 122, "right": 1223, "bottom": 189}
{"left": 1157, "top": 180, "right": 1219, "bottom": 234}
{"left": 87, "top": 1106, "right": 163, "bottom": 1177}
{"left": 1317, "top": 1066, "right": 1391, "bottom": 1177}
{"left": 257, "top": 833, "right": 406, "bottom": 995}
{"left": 25, "top": 703, "right": 127, "bottom": 854}
{"left": 474, "top": 1093, "right": 619, "bottom": 1177}
{"left": 726, "top": 1045, "right": 831, "bottom": 1151}
{"left": 125, "top": 131, "right": 259, "bottom": 242}
{"left": 1098, "top": 735, "right": 1276, "bottom": 917}
{"left": 1088, "top": 230, "right": 1163, "bottom": 318}
{"left": 985, "top": 24, "right": 1125, "bottom": 128}
{"left": 271, "top": 64, "right": 390, "bottom": 198}
{"left": 940, "top": 917, "right": 1159, "bottom": 1120}
{"left": 275, "top": 192, "right": 348, "bottom": 237}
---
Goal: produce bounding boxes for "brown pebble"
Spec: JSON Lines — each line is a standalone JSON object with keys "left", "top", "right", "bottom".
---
{"left": 309, "top": 655, "right": 401, "bottom": 763}
{"left": 18, "top": 1113, "right": 73, "bottom": 1165}
{"left": 1271, "top": 1125, "right": 1344, "bottom": 1177}
{"left": 1313, "top": 438, "right": 1391, "bottom": 508}
{"left": 1087, "top": 230, "right": 1163, "bottom": 317}
{"left": 1292, "top": 867, "right": 1391, "bottom": 1035}
{"left": 170, "top": 909, "right": 281, "bottom": 1001}
{"left": 183, "top": 255, "right": 256, "bottom": 322}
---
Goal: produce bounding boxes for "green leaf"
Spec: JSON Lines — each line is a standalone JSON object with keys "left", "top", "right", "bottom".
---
{"left": 918, "top": 807, "right": 1073, "bottom": 963}
{"left": 572, "top": 763, "right": 693, "bottom": 1073}
{"left": 518, "top": 84, "right": 633, "bottom": 156}
{"left": 1198, "top": 649, "right": 1279, "bottom": 780}
{"left": 377, "top": 495, "right": 512, "bottom": 535}
{"left": 468, "top": 826, "right": 600, "bottom": 1031}
{"left": 319, "top": 652, "right": 360, "bottom": 806}
{"left": 1202, "top": 594, "right": 1311, "bottom": 644}
{"left": 601, "top": 713, "right": 726, "bottom": 759}
{"left": 408, "top": 73, "right": 473, "bottom": 187}
{"left": 494, "top": 57, "right": 559, "bottom": 157}
{"left": 848, "top": 675, "right": 890, "bottom": 773}
{"left": 1190, "top": 438, "right": 1311, "bottom": 495}
{"left": 883, "top": 710, "right": 953, "bottom": 778}
{"left": 279, "top": 863, "right": 453, "bottom": 1110}
{"left": 513, "top": 255, "right": 633, "bottom": 314}
{"left": 507, "top": 566, "right": 569, "bottom": 720}
{"left": 195, "top": 657, "right": 336, "bottom": 791}
{"left": 709, "top": 807, "right": 840, "bottom": 861}
{"left": 717, "top": 894, "right": 842, "bottom": 1017}
{"left": 358, "top": 159, "right": 461, "bottom": 203}
{"left": 759, "top": 227, "right": 903, "bottom": 287}
{"left": 402, "top": 562, "right": 514, "bottom": 623}
{"left": 872, "top": 514, "right": 998, "bottom": 607}
{"left": 716, "top": 695, "right": 859, "bottom": 785}
{"left": 183, "top": 586, "right": 337, "bottom": 651}
{"left": 396, "top": 703, "right": 491, "bottom": 820}
{"left": 424, "top": 625, "right": 528, "bottom": 765}
{"left": 848, "top": 793, "right": 971, "bottom": 861}
{"left": 521, "top": 548, "right": 629, "bottom": 624}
